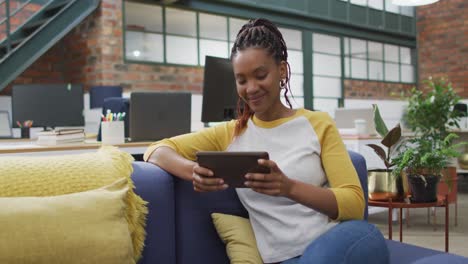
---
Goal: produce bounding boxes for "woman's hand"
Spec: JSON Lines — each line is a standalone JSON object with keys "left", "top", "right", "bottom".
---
{"left": 192, "top": 163, "right": 228, "bottom": 192}
{"left": 244, "top": 159, "right": 293, "bottom": 196}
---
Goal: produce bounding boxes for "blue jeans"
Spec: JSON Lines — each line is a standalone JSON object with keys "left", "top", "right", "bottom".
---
{"left": 280, "top": 220, "right": 389, "bottom": 264}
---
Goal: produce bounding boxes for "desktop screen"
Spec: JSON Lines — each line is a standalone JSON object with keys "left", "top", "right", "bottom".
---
{"left": 201, "top": 56, "right": 239, "bottom": 123}
{"left": 12, "top": 84, "right": 84, "bottom": 129}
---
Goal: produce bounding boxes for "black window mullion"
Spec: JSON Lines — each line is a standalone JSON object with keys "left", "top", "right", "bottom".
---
{"left": 162, "top": 6, "right": 167, "bottom": 63}
{"left": 303, "top": 31, "right": 313, "bottom": 110}
{"left": 227, "top": 17, "right": 231, "bottom": 56}
{"left": 348, "top": 38, "right": 352, "bottom": 78}
{"left": 382, "top": 43, "right": 386, "bottom": 81}
{"left": 340, "top": 36, "right": 345, "bottom": 107}
{"left": 366, "top": 40, "right": 369, "bottom": 80}
{"left": 398, "top": 46, "right": 401, "bottom": 82}
{"left": 196, "top": 12, "right": 200, "bottom": 66}
{"left": 122, "top": 1, "right": 127, "bottom": 62}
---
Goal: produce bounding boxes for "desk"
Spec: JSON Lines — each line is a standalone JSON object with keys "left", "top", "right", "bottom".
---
{"left": 369, "top": 196, "right": 449, "bottom": 252}
{"left": 0, "top": 138, "right": 152, "bottom": 156}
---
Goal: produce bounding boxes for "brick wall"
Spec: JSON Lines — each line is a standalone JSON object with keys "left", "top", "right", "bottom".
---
{"left": 344, "top": 80, "right": 413, "bottom": 100}
{"left": 417, "top": 0, "right": 467, "bottom": 97}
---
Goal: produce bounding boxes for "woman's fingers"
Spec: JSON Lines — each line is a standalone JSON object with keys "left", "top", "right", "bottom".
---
{"left": 193, "top": 164, "right": 214, "bottom": 177}
{"left": 192, "top": 164, "right": 228, "bottom": 192}
{"left": 244, "top": 180, "right": 280, "bottom": 189}
{"left": 245, "top": 172, "right": 277, "bottom": 182}
{"left": 245, "top": 159, "right": 291, "bottom": 196}
{"left": 193, "top": 180, "right": 228, "bottom": 192}
{"left": 193, "top": 173, "right": 224, "bottom": 186}
{"left": 258, "top": 159, "right": 281, "bottom": 172}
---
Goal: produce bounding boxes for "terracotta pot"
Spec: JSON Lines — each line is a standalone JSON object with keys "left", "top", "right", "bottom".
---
{"left": 368, "top": 169, "right": 407, "bottom": 201}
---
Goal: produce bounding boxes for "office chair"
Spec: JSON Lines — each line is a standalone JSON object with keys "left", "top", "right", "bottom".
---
{"left": 97, "top": 97, "right": 130, "bottom": 141}
{"left": 89, "top": 86, "right": 123, "bottom": 109}
{"left": 454, "top": 103, "right": 467, "bottom": 115}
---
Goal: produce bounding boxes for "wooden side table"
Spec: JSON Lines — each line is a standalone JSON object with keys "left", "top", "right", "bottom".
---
{"left": 369, "top": 195, "right": 449, "bottom": 252}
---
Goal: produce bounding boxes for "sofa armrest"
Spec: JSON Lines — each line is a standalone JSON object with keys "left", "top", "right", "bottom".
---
{"left": 131, "top": 161, "right": 175, "bottom": 264}
{"left": 348, "top": 150, "right": 369, "bottom": 219}
{"left": 174, "top": 177, "right": 248, "bottom": 264}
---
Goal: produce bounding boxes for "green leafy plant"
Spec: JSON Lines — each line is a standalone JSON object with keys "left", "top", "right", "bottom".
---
{"left": 404, "top": 77, "right": 462, "bottom": 139}
{"left": 366, "top": 104, "right": 402, "bottom": 170}
{"left": 394, "top": 77, "right": 465, "bottom": 188}
{"left": 393, "top": 133, "right": 464, "bottom": 178}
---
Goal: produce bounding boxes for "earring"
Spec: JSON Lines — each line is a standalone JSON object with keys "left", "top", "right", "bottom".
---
{"left": 280, "top": 80, "right": 286, "bottom": 89}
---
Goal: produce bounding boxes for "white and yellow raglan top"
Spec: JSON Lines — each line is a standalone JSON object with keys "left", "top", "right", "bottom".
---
{"left": 143, "top": 108, "right": 364, "bottom": 263}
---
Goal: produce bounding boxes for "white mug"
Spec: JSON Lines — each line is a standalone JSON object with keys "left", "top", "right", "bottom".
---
{"left": 354, "top": 119, "right": 368, "bottom": 136}
{"left": 101, "top": 121, "right": 125, "bottom": 145}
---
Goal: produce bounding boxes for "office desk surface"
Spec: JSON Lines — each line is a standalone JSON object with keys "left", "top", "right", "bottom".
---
{"left": 0, "top": 138, "right": 152, "bottom": 156}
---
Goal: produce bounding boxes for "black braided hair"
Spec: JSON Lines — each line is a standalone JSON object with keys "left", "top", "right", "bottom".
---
{"left": 230, "top": 18, "right": 293, "bottom": 135}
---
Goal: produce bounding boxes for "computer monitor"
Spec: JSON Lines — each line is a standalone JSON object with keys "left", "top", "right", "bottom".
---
{"left": 201, "top": 56, "right": 239, "bottom": 122}
{"left": 89, "top": 85, "right": 123, "bottom": 109}
{"left": 334, "top": 108, "right": 377, "bottom": 136}
{"left": 12, "top": 84, "right": 84, "bottom": 130}
{"left": 129, "top": 91, "right": 191, "bottom": 141}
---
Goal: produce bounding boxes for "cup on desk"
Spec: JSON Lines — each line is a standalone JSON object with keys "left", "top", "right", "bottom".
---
{"left": 21, "top": 127, "right": 30, "bottom": 139}
{"left": 354, "top": 119, "right": 368, "bottom": 136}
{"left": 101, "top": 121, "right": 125, "bottom": 145}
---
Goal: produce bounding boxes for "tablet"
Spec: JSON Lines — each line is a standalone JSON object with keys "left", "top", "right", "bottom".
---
{"left": 196, "top": 151, "right": 270, "bottom": 188}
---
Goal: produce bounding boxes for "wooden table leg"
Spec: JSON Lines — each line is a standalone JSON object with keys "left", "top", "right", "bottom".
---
{"left": 399, "top": 208, "right": 403, "bottom": 242}
{"left": 406, "top": 208, "right": 410, "bottom": 228}
{"left": 445, "top": 195, "right": 449, "bottom": 252}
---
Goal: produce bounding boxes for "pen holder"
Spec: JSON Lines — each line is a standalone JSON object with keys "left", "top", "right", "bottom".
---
{"left": 354, "top": 119, "right": 368, "bottom": 136}
{"left": 21, "top": 127, "right": 30, "bottom": 139}
{"left": 101, "top": 121, "right": 125, "bottom": 145}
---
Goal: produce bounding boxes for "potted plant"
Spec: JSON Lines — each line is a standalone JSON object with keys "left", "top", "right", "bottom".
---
{"left": 366, "top": 104, "right": 407, "bottom": 201}
{"left": 393, "top": 77, "right": 465, "bottom": 203}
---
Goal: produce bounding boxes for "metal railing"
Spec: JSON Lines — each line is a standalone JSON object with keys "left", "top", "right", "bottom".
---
{"left": 0, "top": 0, "right": 52, "bottom": 53}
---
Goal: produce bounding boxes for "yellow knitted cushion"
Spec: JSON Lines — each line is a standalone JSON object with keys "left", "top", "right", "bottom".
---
{"left": 0, "top": 146, "right": 147, "bottom": 262}
{"left": 211, "top": 213, "right": 262, "bottom": 264}
{"left": 0, "top": 178, "right": 134, "bottom": 264}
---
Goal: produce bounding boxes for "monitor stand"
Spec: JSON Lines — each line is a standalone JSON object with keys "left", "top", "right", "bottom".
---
{"left": 42, "top": 126, "right": 54, "bottom": 132}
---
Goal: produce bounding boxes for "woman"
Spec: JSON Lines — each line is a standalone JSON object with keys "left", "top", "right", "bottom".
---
{"left": 144, "top": 18, "right": 389, "bottom": 264}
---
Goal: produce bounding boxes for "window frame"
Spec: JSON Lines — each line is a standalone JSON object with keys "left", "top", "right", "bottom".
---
{"left": 122, "top": 0, "right": 417, "bottom": 112}
{"left": 343, "top": 36, "right": 416, "bottom": 84}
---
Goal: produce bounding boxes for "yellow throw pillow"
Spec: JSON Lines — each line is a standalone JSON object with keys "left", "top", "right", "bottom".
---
{"left": 211, "top": 213, "right": 263, "bottom": 264}
{"left": 0, "top": 178, "right": 134, "bottom": 264}
{"left": 0, "top": 146, "right": 147, "bottom": 261}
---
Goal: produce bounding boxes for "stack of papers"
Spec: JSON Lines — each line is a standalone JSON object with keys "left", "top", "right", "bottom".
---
{"left": 36, "top": 129, "right": 85, "bottom": 145}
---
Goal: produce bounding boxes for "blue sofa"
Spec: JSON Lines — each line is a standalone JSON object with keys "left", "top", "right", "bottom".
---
{"left": 131, "top": 151, "right": 468, "bottom": 264}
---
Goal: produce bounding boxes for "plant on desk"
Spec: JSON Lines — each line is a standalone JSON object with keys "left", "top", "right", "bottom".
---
{"left": 366, "top": 104, "right": 407, "bottom": 201}
{"left": 393, "top": 77, "right": 465, "bottom": 203}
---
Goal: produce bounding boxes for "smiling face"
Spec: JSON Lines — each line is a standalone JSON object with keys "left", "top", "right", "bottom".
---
{"left": 232, "top": 47, "right": 289, "bottom": 121}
